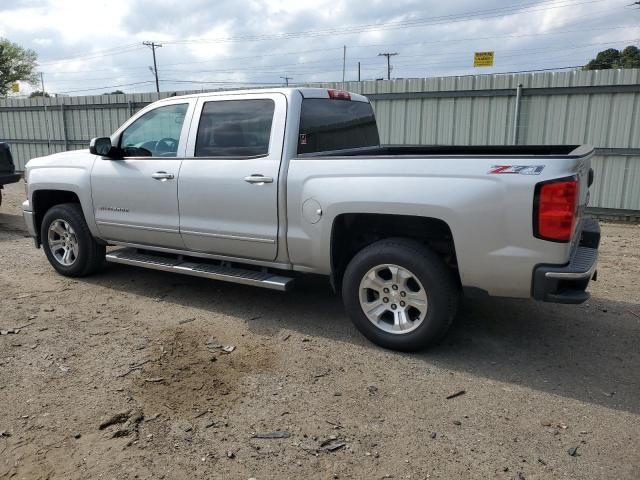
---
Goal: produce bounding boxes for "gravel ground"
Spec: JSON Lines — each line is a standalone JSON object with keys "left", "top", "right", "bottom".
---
{"left": 1, "top": 180, "right": 639, "bottom": 480}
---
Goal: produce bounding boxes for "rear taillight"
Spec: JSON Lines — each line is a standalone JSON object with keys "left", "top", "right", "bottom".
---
{"left": 327, "top": 89, "right": 351, "bottom": 100}
{"left": 534, "top": 176, "right": 579, "bottom": 242}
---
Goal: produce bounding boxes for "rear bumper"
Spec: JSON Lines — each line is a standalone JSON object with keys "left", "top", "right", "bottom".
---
{"left": 532, "top": 218, "right": 600, "bottom": 304}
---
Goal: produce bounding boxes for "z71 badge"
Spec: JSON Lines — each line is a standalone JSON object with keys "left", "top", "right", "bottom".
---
{"left": 488, "top": 165, "right": 545, "bottom": 175}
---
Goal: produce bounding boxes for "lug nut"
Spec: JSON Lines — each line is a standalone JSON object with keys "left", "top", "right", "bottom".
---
{"left": 392, "top": 285, "right": 398, "bottom": 290}
{"left": 391, "top": 304, "right": 397, "bottom": 310}
{"left": 400, "top": 291, "right": 406, "bottom": 297}
{"left": 400, "top": 301, "right": 406, "bottom": 307}
{"left": 383, "top": 297, "right": 389, "bottom": 303}
{"left": 383, "top": 288, "right": 389, "bottom": 293}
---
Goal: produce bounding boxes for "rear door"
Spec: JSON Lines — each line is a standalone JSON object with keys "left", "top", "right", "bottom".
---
{"left": 178, "top": 93, "right": 286, "bottom": 260}
{"left": 91, "top": 99, "right": 195, "bottom": 248}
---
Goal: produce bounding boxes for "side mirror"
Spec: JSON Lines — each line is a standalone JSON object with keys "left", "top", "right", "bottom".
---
{"left": 89, "top": 137, "right": 119, "bottom": 158}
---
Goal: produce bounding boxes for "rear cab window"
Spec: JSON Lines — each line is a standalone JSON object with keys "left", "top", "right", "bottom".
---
{"left": 194, "top": 99, "right": 275, "bottom": 158}
{"left": 297, "top": 97, "right": 379, "bottom": 154}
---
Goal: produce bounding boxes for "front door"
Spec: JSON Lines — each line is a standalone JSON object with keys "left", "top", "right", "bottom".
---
{"left": 178, "top": 94, "right": 286, "bottom": 260}
{"left": 91, "top": 100, "right": 194, "bottom": 249}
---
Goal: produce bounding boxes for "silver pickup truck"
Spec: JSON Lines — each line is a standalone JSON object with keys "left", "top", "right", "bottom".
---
{"left": 21, "top": 87, "right": 600, "bottom": 351}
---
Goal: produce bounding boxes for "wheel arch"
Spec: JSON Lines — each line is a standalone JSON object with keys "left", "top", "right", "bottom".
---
{"left": 329, "top": 212, "right": 460, "bottom": 291}
{"left": 32, "top": 189, "right": 82, "bottom": 244}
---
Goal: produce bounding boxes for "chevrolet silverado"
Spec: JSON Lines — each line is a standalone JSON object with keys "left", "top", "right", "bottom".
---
{"left": 21, "top": 88, "right": 600, "bottom": 351}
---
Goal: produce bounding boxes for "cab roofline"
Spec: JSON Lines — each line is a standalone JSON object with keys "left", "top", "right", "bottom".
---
{"left": 155, "top": 87, "right": 369, "bottom": 104}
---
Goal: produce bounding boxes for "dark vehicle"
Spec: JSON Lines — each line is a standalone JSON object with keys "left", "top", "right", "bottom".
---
{"left": 0, "top": 143, "right": 21, "bottom": 206}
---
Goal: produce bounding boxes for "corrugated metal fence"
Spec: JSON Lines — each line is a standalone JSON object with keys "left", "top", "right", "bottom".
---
{"left": 1, "top": 68, "right": 639, "bottom": 212}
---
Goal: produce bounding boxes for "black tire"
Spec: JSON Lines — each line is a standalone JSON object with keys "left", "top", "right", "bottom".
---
{"left": 41, "top": 203, "right": 105, "bottom": 277}
{"left": 342, "top": 238, "right": 458, "bottom": 352}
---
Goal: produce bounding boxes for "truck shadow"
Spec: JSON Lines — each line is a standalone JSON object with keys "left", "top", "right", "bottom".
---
{"left": 84, "top": 264, "right": 640, "bottom": 415}
{"left": 0, "top": 213, "right": 28, "bottom": 238}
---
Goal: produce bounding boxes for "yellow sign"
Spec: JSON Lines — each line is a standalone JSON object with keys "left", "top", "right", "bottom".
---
{"left": 11, "top": 83, "right": 20, "bottom": 93}
{"left": 474, "top": 51, "right": 494, "bottom": 67}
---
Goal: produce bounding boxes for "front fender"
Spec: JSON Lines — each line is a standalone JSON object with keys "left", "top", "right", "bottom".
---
{"left": 26, "top": 152, "right": 100, "bottom": 238}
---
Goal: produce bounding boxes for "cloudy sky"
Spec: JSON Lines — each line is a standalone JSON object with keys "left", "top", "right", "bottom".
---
{"left": 1, "top": 0, "right": 638, "bottom": 96}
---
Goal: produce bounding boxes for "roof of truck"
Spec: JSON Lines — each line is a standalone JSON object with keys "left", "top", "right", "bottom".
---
{"left": 155, "top": 87, "right": 370, "bottom": 103}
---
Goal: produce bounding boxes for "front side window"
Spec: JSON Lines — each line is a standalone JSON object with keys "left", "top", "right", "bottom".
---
{"left": 120, "top": 103, "right": 188, "bottom": 157}
{"left": 195, "top": 99, "right": 275, "bottom": 157}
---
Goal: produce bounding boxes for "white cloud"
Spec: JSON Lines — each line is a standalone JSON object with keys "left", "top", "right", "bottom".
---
{"left": 1, "top": 0, "right": 637, "bottom": 95}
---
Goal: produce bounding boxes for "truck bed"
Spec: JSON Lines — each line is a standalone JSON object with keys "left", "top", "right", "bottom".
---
{"left": 299, "top": 144, "right": 591, "bottom": 158}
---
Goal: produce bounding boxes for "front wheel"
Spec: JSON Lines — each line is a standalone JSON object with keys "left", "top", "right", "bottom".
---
{"left": 41, "top": 203, "right": 105, "bottom": 277}
{"left": 342, "top": 238, "right": 458, "bottom": 352}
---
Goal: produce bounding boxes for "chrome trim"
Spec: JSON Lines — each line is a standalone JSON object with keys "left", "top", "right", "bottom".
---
{"left": 106, "top": 249, "right": 294, "bottom": 291}
{"left": 151, "top": 171, "right": 175, "bottom": 180}
{"left": 107, "top": 240, "right": 293, "bottom": 270}
{"left": 96, "top": 221, "right": 179, "bottom": 234}
{"left": 180, "top": 229, "right": 275, "bottom": 244}
{"left": 545, "top": 251, "right": 598, "bottom": 280}
{"left": 244, "top": 175, "right": 274, "bottom": 184}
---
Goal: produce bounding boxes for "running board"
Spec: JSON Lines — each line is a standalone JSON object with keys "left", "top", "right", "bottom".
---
{"left": 105, "top": 248, "right": 294, "bottom": 291}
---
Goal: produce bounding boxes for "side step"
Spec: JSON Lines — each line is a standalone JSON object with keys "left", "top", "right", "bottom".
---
{"left": 105, "top": 248, "right": 294, "bottom": 291}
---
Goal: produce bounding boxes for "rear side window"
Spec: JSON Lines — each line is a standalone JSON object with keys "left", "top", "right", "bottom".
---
{"left": 195, "top": 99, "right": 275, "bottom": 157}
{"left": 298, "top": 99, "right": 379, "bottom": 154}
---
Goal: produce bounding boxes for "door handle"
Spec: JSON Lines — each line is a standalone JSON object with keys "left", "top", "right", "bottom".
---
{"left": 244, "top": 174, "right": 273, "bottom": 184}
{"left": 151, "top": 171, "right": 174, "bottom": 181}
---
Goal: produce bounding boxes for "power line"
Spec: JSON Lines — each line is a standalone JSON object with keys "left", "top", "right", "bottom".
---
{"left": 43, "top": 34, "right": 634, "bottom": 83}
{"left": 160, "top": 0, "right": 603, "bottom": 45}
{"left": 39, "top": 20, "right": 629, "bottom": 77}
{"left": 56, "top": 81, "right": 156, "bottom": 94}
{"left": 51, "top": 62, "right": 588, "bottom": 96}
{"left": 33, "top": 0, "right": 628, "bottom": 92}
{"left": 44, "top": 36, "right": 632, "bottom": 90}
{"left": 34, "top": 0, "right": 610, "bottom": 74}
{"left": 38, "top": 44, "right": 145, "bottom": 66}
{"left": 159, "top": 79, "right": 283, "bottom": 85}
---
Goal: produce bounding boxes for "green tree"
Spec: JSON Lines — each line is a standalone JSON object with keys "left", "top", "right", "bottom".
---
{"left": 619, "top": 46, "right": 640, "bottom": 68}
{"left": 0, "top": 38, "right": 38, "bottom": 95}
{"left": 103, "top": 90, "right": 125, "bottom": 95}
{"left": 584, "top": 46, "right": 640, "bottom": 70}
{"left": 29, "top": 90, "right": 50, "bottom": 98}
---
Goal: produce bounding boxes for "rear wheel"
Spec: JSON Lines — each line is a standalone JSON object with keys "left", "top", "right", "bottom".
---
{"left": 342, "top": 238, "right": 457, "bottom": 351}
{"left": 41, "top": 203, "right": 105, "bottom": 277}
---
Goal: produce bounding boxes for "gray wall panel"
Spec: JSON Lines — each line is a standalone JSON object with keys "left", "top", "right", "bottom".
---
{"left": 1, "top": 69, "right": 639, "bottom": 210}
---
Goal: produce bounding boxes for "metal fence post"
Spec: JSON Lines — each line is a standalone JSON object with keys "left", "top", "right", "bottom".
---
{"left": 43, "top": 99, "right": 52, "bottom": 154}
{"left": 512, "top": 83, "right": 523, "bottom": 145}
{"left": 60, "top": 102, "right": 69, "bottom": 150}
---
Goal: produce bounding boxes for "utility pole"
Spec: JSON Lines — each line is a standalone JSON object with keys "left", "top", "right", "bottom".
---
{"left": 280, "top": 76, "right": 293, "bottom": 86}
{"left": 342, "top": 45, "right": 346, "bottom": 83}
{"left": 39, "top": 71, "right": 46, "bottom": 94}
{"left": 378, "top": 52, "right": 398, "bottom": 80}
{"left": 358, "top": 61, "right": 361, "bottom": 81}
{"left": 143, "top": 41, "right": 162, "bottom": 93}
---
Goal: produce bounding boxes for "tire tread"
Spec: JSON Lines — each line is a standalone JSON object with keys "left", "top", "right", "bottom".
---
{"left": 41, "top": 203, "right": 105, "bottom": 277}
{"left": 342, "top": 237, "right": 458, "bottom": 351}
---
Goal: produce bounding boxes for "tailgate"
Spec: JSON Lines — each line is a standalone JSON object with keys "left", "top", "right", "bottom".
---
{"left": 570, "top": 145, "right": 595, "bottom": 242}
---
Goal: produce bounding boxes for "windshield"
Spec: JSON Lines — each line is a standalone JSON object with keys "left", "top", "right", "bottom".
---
{"left": 298, "top": 99, "right": 379, "bottom": 154}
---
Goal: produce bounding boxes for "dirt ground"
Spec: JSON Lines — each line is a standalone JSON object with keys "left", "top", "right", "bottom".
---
{"left": 1, "top": 180, "right": 639, "bottom": 480}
